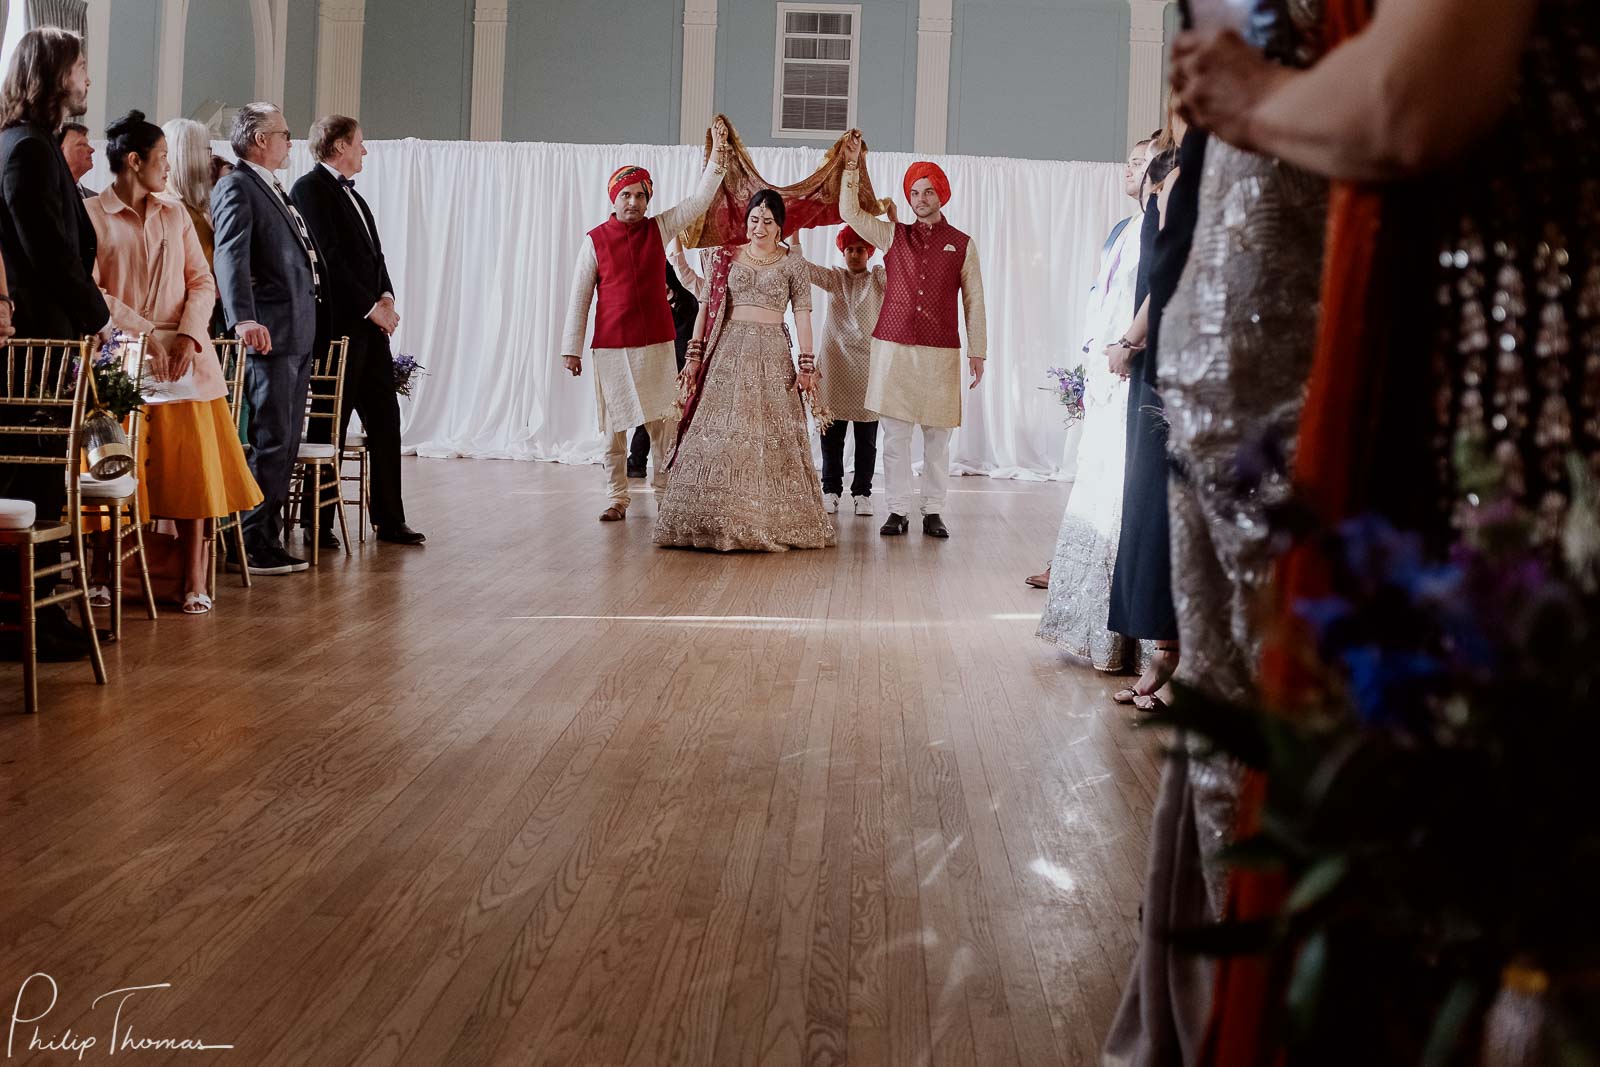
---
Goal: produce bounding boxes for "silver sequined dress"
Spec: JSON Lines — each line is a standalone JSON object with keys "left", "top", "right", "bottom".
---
{"left": 1102, "top": 6, "right": 1328, "bottom": 1063}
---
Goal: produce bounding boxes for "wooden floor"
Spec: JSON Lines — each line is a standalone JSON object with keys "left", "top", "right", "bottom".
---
{"left": 0, "top": 458, "right": 1159, "bottom": 1067}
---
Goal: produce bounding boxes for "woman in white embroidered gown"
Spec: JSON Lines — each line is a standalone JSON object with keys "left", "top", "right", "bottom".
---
{"left": 1036, "top": 141, "right": 1150, "bottom": 671}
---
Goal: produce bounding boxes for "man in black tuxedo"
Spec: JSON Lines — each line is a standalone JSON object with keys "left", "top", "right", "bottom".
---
{"left": 212, "top": 101, "right": 324, "bottom": 575}
{"left": 290, "top": 115, "right": 423, "bottom": 546}
{"left": 0, "top": 26, "right": 114, "bottom": 658}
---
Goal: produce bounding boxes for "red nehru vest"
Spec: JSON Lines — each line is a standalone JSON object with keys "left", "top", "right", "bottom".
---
{"left": 587, "top": 217, "right": 676, "bottom": 349}
{"left": 873, "top": 219, "right": 970, "bottom": 349}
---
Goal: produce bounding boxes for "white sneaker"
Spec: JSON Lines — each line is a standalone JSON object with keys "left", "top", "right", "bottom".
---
{"left": 823, "top": 493, "right": 840, "bottom": 514}
{"left": 852, "top": 495, "right": 873, "bottom": 516}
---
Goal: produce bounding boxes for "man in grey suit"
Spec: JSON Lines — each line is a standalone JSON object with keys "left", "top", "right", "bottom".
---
{"left": 212, "top": 102, "right": 324, "bottom": 575}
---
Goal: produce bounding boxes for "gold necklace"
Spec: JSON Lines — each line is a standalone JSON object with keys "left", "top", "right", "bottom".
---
{"left": 743, "top": 245, "right": 785, "bottom": 267}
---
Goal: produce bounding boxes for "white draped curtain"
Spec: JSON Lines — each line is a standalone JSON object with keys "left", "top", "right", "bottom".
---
{"left": 87, "top": 139, "right": 1128, "bottom": 479}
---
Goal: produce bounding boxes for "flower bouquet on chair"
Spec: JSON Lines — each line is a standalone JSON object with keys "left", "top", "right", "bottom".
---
{"left": 77, "top": 331, "right": 146, "bottom": 479}
{"left": 393, "top": 353, "right": 426, "bottom": 397}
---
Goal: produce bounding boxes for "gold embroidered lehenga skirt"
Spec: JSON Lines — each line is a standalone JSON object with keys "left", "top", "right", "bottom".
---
{"left": 654, "top": 321, "right": 836, "bottom": 552}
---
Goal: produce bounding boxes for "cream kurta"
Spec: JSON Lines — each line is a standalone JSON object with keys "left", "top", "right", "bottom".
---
{"left": 560, "top": 160, "right": 723, "bottom": 435}
{"left": 806, "top": 261, "right": 885, "bottom": 423}
{"left": 838, "top": 165, "right": 987, "bottom": 429}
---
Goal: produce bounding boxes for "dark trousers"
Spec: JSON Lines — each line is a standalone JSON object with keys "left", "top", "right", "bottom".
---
{"left": 242, "top": 347, "right": 316, "bottom": 551}
{"left": 820, "top": 419, "right": 878, "bottom": 497}
{"left": 313, "top": 323, "right": 405, "bottom": 530}
{"left": 628, "top": 425, "right": 652, "bottom": 471}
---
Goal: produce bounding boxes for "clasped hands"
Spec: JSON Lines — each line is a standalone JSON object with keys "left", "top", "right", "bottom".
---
{"left": 147, "top": 333, "right": 198, "bottom": 383}
{"left": 1105, "top": 341, "right": 1137, "bottom": 379}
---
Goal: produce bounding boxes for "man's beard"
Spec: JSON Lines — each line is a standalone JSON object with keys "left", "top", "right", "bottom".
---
{"left": 65, "top": 89, "right": 88, "bottom": 117}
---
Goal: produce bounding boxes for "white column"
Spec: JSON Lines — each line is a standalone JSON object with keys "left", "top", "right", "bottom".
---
{"left": 84, "top": 0, "right": 111, "bottom": 131}
{"left": 1127, "top": 0, "right": 1171, "bottom": 147}
{"left": 315, "top": 0, "right": 366, "bottom": 117}
{"left": 469, "top": 0, "right": 509, "bottom": 141}
{"left": 678, "top": 0, "right": 717, "bottom": 145}
{"left": 252, "top": 0, "right": 290, "bottom": 104}
{"left": 912, "top": 0, "right": 952, "bottom": 155}
{"left": 155, "top": 0, "right": 189, "bottom": 120}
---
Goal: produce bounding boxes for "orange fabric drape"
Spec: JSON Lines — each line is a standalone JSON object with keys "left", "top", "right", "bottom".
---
{"left": 1200, "top": 2, "right": 1381, "bottom": 1063}
{"left": 678, "top": 115, "right": 888, "bottom": 249}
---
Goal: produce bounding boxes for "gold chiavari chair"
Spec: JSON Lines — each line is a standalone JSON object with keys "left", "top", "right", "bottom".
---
{"left": 0, "top": 339, "right": 109, "bottom": 713}
{"left": 340, "top": 423, "right": 370, "bottom": 543}
{"left": 79, "top": 335, "right": 157, "bottom": 639}
{"left": 209, "top": 338, "right": 251, "bottom": 595}
{"left": 286, "top": 336, "right": 351, "bottom": 566}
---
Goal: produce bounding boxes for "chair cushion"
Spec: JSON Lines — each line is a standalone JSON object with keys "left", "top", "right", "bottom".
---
{"left": 0, "top": 498, "right": 37, "bottom": 529}
{"left": 80, "top": 474, "right": 138, "bottom": 499}
{"left": 345, "top": 432, "right": 366, "bottom": 447}
{"left": 298, "top": 443, "right": 339, "bottom": 460}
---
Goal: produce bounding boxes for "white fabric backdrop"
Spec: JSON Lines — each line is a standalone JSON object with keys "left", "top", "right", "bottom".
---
{"left": 89, "top": 138, "right": 1130, "bottom": 479}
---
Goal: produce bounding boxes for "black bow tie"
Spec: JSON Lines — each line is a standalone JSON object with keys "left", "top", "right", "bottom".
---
{"left": 337, "top": 175, "right": 356, "bottom": 190}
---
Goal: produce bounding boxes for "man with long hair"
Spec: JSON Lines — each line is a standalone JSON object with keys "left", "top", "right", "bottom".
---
{"left": 0, "top": 27, "right": 109, "bottom": 341}
{"left": 0, "top": 26, "right": 114, "bottom": 661}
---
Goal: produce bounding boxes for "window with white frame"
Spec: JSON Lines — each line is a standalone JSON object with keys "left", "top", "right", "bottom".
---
{"left": 772, "top": 3, "right": 860, "bottom": 139}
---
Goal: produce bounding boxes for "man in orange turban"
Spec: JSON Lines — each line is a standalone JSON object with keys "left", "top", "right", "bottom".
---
{"left": 901, "top": 162, "right": 950, "bottom": 209}
{"left": 836, "top": 134, "right": 987, "bottom": 540}
{"left": 560, "top": 122, "right": 728, "bottom": 521}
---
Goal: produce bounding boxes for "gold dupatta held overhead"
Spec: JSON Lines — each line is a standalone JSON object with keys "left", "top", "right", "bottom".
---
{"left": 678, "top": 115, "right": 888, "bottom": 249}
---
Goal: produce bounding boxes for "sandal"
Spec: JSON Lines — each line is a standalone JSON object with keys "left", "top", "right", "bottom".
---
{"left": 182, "top": 592, "right": 213, "bottom": 615}
{"left": 1025, "top": 566, "right": 1051, "bottom": 590}
{"left": 1114, "top": 647, "right": 1180, "bottom": 707}
{"left": 88, "top": 584, "right": 111, "bottom": 608}
{"left": 599, "top": 505, "right": 626, "bottom": 522}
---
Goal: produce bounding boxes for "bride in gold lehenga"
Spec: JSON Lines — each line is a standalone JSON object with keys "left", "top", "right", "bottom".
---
{"left": 654, "top": 190, "right": 836, "bottom": 552}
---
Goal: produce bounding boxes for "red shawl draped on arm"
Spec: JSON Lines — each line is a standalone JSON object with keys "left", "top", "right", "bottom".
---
{"left": 676, "top": 115, "right": 889, "bottom": 248}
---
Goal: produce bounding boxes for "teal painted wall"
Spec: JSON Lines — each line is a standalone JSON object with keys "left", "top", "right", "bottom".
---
{"left": 948, "top": 0, "right": 1130, "bottom": 162}
{"left": 87, "top": 0, "right": 1154, "bottom": 160}
{"left": 106, "top": 0, "right": 159, "bottom": 122}
{"left": 503, "top": 0, "right": 683, "bottom": 144}
{"left": 358, "top": 0, "right": 473, "bottom": 140}
{"left": 284, "top": 0, "right": 319, "bottom": 133}
{"left": 183, "top": 0, "right": 255, "bottom": 118}
{"left": 714, "top": 0, "right": 916, "bottom": 152}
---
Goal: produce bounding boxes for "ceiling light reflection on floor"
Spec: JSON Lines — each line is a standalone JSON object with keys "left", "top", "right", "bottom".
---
{"left": 1030, "top": 857, "right": 1076, "bottom": 894}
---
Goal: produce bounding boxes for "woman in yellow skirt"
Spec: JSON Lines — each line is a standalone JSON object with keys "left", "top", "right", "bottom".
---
{"left": 87, "top": 111, "right": 262, "bottom": 614}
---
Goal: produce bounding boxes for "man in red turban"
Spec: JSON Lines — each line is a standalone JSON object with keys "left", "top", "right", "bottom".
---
{"left": 836, "top": 133, "right": 987, "bottom": 540}
{"left": 806, "top": 225, "right": 887, "bottom": 517}
{"left": 560, "top": 121, "right": 728, "bottom": 521}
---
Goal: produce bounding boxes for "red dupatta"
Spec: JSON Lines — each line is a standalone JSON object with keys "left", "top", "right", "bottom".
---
{"left": 667, "top": 244, "right": 737, "bottom": 469}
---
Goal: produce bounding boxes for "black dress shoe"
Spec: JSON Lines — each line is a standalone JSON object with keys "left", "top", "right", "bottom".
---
{"left": 880, "top": 513, "right": 909, "bottom": 536}
{"left": 922, "top": 514, "right": 950, "bottom": 538}
{"left": 317, "top": 531, "right": 341, "bottom": 551}
{"left": 626, "top": 463, "right": 647, "bottom": 479}
{"left": 376, "top": 524, "right": 427, "bottom": 545}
